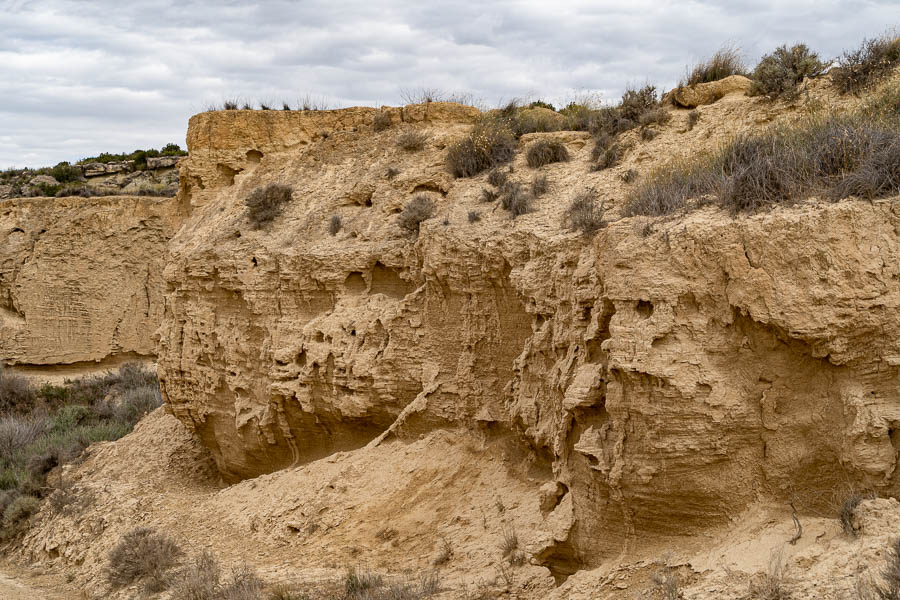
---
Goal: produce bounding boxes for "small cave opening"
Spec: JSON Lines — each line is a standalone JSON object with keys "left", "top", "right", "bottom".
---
{"left": 636, "top": 299, "right": 654, "bottom": 319}
{"left": 251, "top": 257, "right": 258, "bottom": 267}
{"left": 246, "top": 149, "right": 264, "bottom": 163}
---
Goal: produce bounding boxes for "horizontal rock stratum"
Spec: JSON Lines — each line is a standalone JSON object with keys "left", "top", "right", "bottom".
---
{"left": 155, "top": 87, "right": 900, "bottom": 579}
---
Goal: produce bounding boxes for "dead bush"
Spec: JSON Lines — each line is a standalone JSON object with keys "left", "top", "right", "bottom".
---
{"left": 639, "top": 107, "right": 670, "bottom": 127}
{"left": 564, "top": 192, "right": 605, "bottom": 236}
{"left": 841, "top": 494, "right": 864, "bottom": 537}
{"left": 373, "top": 111, "right": 392, "bottom": 132}
{"left": 874, "top": 538, "right": 900, "bottom": 600}
{"left": 386, "top": 167, "right": 400, "bottom": 179}
{"left": 499, "top": 527, "right": 519, "bottom": 558}
{"left": 687, "top": 110, "right": 701, "bottom": 130}
{"left": 652, "top": 562, "right": 681, "bottom": 600}
{"left": 487, "top": 168, "right": 509, "bottom": 187}
{"left": 481, "top": 188, "right": 499, "bottom": 203}
{"left": 397, "top": 128, "right": 428, "bottom": 152}
{"left": 246, "top": 183, "right": 293, "bottom": 229}
{"left": 592, "top": 135, "right": 625, "bottom": 171}
{"left": 47, "top": 479, "right": 95, "bottom": 516}
{"left": 621, "top": 169, "right": 638, "bottom": 184}
{"left": 531, "top": 174, "right": 549, "bottom": 196}
{"left": 467, "top": 210, "right": 481, "bottom": 223}
{"left": 681, "top": 46, "right": 747, "bottom": 87}
{"left": 107, "top": 527, "right": 183, "bottom": 592}
{"left": 2, "top": 494, "right": 39, "bottom": 529}
{"left": 749, "top": 44, "right": 826, "bottom": 100}
{"left": 328, "top": 215, "right": 342, "bottom": 236}
{"left": 620, "top": 84, "right": 660, "bottom": 123}
{"left": 525, "top": 140, "right": 569, "bottom": 168}
{"left": 749, "top": 550, "right": 790, "bottom": 600}
{"left": 433, "top": 536, "right": 453, "bottom": 566}
{"left": 398, "top": 195, "right": 435, "bottom": 236}
{"left": 641, "top": 127, "right": 658, "bottom": 142}
{"left": 499, "top": 182, "right": 530, "bottom": 218}
{"left": 446, "top": 120, "right": 517, "bottom": 178}
{"left": 834, "top": 34, "right": 900, "bottom": 95}
{"left": 0, "top": 367, "right": 35, "bottom": 414}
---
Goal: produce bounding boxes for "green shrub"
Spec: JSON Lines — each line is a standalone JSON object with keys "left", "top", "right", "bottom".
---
{"left": 525, "top": 140, "right": 569, "bottom": 168}
{"left": 681, "top": 46, "right": 747, "bottom": 87}
{"left": 749, "top": 44, "right": 826, "bottom": 100}
{"left": 399, "top": 195, "right": 435, "bottom": 236}
{"left": 620, "top": 85, "right": 660, "bottom": 123}
{"left": 48, "top": 162, "right": 82, "bottom": 183}
{"left": 446, "top": 120, "right": 517, "bottom": 178}
{"left": 564, "top": 192, "right": 605, "bottom": 235}
{"left": 107, "top": 527, "right": 183, "bottom": 591}
{"left": 246, "top": 183, "right": 293, "bottom": 229}
{"left": 528, "top": 100, "right": 556, "bottom": 111}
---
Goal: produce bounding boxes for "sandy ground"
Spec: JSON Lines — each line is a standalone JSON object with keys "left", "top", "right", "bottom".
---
{"left": 0, "top": 561, "right": 80, "bottom": 599}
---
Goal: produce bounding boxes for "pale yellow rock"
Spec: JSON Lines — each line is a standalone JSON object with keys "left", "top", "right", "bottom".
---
{"left": 0, "top": 195, "right": 178, "bottom": 365}
{"left": 670, "top": 74, "right": 752, "bottom": 108}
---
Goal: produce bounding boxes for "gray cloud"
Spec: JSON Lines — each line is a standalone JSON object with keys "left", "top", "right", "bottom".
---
{"left": 1, "top": 0, "right": 898, "bottom": 167}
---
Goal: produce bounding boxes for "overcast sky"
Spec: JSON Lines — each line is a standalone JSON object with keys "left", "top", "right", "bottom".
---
{"left": 1, "top": 1, "right": 898, "bottom": 168}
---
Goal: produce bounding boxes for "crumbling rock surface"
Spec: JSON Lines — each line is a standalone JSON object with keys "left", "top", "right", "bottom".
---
{"left": 158, "top": 89, "right": 900, "bottom": 580}
{"left": 0, "top": 195, "right": 178, "bottom": 365}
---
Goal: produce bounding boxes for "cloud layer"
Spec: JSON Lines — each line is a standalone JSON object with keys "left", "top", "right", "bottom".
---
{"left": 1, "top": 0, "right": 898, "bottom": 167}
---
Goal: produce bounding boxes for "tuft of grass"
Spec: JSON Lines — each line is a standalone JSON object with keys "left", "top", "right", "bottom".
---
{"left": 592, "top": 134, "right": 626, "bottom": 171}
{"left": 481, "top": 188, "right": 499, "bottom": 203}
{"left": 834, "top": 34, "right": 900, "bottom": 95}
{"left": 487, "top": 168, "right": 509, "bottom": 188}
{"left": 841, "top": 494, "right": 864, "bottom": 537}
{"left": 386, "top": 167, "right": 400, "bottom": 179}
{"left": 564, "top": 192, "right": 605, "bottom": 236}
{"left": 749, "top": 43, "right": 826, "bottom": 100}
{"left": 246, "top": 183, "right": 293, "bottom": 229}
{"left": 0, "top": 367, "right": 36, "bottom": 414}
{"left": 681, "top": 46, "right": 747, "bottom": 87}
{"left": 525, "top": 140, "right": 569, "bottom": 168}
{"left": 399, "top": 195, "right": 435, "bottom": 236}
{"left": 171, "top": 551, "right": 265, "bottom": 600}
{"left": 652, "top": 562, "right": 681, "bottom": 600}
{"left": 328, "top": 215, "right": 342, "bottom": 236}
{"left": 749, "top": 550, "right": 790, "bottom": 600}
{"left": 107, "top": 527, "right": 183, "bottom": 592}
{"left": 446, "top": 120, "right": 517, "bottom": 178}
{"left": 687, "top": 110, "right": 701, "bottom": 131}
{"left": 373, "top": 111, "right": 392, "bottom": 132}
{"left": 621, "top": 169, "right": 639, "bottom": 184}
{"left": 499, "top": 527, "right": 519, "bottom": 558}
{"left": 531, "top": 174, "right": 549, "bottom": 197}
{"left": 467, "top": 210, "right": 481, "bottom": 223}
{"left": 499, "top": 182, "right": 531, "bottom": 218}
{"left": 397, "top": 128, "right": 428, "bottom": 152}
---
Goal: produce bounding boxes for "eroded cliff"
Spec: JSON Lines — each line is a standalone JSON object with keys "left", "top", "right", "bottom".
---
{"left": 1, "top": 195, "right": 177, "bottom": 365}
{"left": 156, "top": 81, "right": 900, "bottom": 582}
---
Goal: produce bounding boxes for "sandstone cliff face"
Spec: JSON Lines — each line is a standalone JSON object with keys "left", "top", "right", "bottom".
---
{"left": 0, "top": 195, "right": 177, "bottom": 365}
{"left": 158, "top": 89, "right": 900, "bottom": 581}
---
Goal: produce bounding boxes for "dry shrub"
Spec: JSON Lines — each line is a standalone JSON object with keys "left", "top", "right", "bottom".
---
{"left": 499, "top": 527, "right": 519, "bottom": 558}
{"left": 874, "top": 538, "right": 900, "bottom": 600}
{"left": 373, "top": 111, "right": 392, "bottom": 132}
{"left": 246, "top": 183, "right": 293, "bottom": 229}
{"left": 641, "top": 127, "right": 658, "bottom": 142}
{"left": 107, "top": 527, "right": 183, "bottom": 592}
{"left": 749, "top": 44, "right": 826, "bottom": 100}
{"left": 525, "top": 140, "right": 569, "bottom": 168}
{"left": 446, "top": 120, "right": 517, "bottom": 178}
{"left": 624, "top": 107, "right": 900, "bottom": 217}
{"left": 681, "top": 46, "right": 747, "bottom": 87}
{"left": 47, "top": 479, "right": 95, "bottom": 516}
{"left": 564, "top": 192, "right": 605, "bottom": 236}
{"left": 652, "top": 562, "right": 681, "bottom": 600}
{"left": 432, "top": 536, "right": 453, "bottom": 566}
{"left": 0, "top": 367, "right": 35, "bottom": 414}
{"left": 397, "top": 128, "right": 428, "bottom": 152}
{"left": 592, "top": 134, "right": 626, "bottom": 171}
{"left": 328, "top": 215, "right": 342, "bottom": 236}
{"left": 531, "top": 174, "right": 549, "bottom": 196}
{"left": 687, "top": 110, "right": 701, "bottom": 130}
{"left": 841, "top": 494, "right": 864, "bottom": 537}
{"left": 2, "top": 494, "right": 39, "bottom": 529}
{"left": 619, "top": 84, "right": 660, "bottom": 123}
{"left": 487, "top": 168, "right": 509, "bottom": 187}
{"left": 638, "top": 107, "right": 670, "bottom": 127}
{"left": 386, "top": 167, "right": 400, "bottom": 179}
{"left": 749, "top": 550, "right": 790, "bottom": 600}
{"left": 621, "top": 169, "right": 638, "bottom": 183}
{"left": 467, "top": 211, "right": 481, "bottom": 223}
{"left": 399, "top": 195, "right": 435, "bottom": 236}
{"left": 499, "top": 182, "right": 530, "bottom": 218}
{"left": 0, "top": 415, "right": 46, "bottom": 456}
{"left": 834, "top": 34, "right": 900, "bottom": 95}
{"left": 172, "top": 551, "right": 264, "bottom": 600}
{"left": 481, "top": 188, "right": 499, "bottom": 203}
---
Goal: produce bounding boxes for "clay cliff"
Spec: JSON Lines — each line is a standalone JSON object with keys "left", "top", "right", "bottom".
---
{"left": 0, "top": 195, "right": 178, "bottom": 365}
{"left": 157, "top": 79, "right": 900, "bottom": 579}
{"left": 9, "top": 73, "right": 900, "bottom": 600}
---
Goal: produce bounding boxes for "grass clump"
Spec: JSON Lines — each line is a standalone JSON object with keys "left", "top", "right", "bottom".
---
{"left": 564, "top": 192, "right": 605, "bottom": 236}
{"left": 0, "top": 367, "right": 35, "bottom": 414}
{"left": 467, "top": 210, "right": 480, "bottom": 223}
{"left": 446, "top": 120, "right": 517, "bottom": 178}
{"left": 592, "top": 134, "right": 626, "bottom": 171}
{"left": 840, "top": 494, "right": 865, "bottom": 537}
{"left": 525, "top": 140, "right": 569, "bottom": 168}
{"left": 681, "top": 46, "right": 747, "bottom": 87}
{"left": 397, "top": 128, "right": 428, "bottom": 152}
{"left": 835, "top": 34, "right": 900, "bottom": 95}
{"left": 749, "top": 43, "right": 826, "bottom": 100}
{"left": 652, "top": 562, "right": 680, "bottom": 600}
{"left": 531, "top": 174, "right": 549, "bottom": 197}
{"left": 687, "top": 110, "right": 701, "bottom": 131}
{"left": 172, "top": 551, "right": 264, "bottom": 600}
{"left": 749, "top": 551, "right": 790, "bottom": 600}
{"left": 399, "top": 195, "right": 435, "bottom": 236}
{"left": 625, "top": 94, "right": 900, "bottom": 217}
{"left": 487, "top": 168, "right": 509, "bottom": 187}
{"left": 499, "top": 182, "right": 531, "bottom": 218}
{"left": 328, "top": 215, "right": 342, "bottom": 236}
{"left": 246, "top": 183, "right": 293, "bottom": 229}
{"left": 107, "top": 527, "right": 183, "bottom": 593}
{"left": 373, "top": 111, "right": 392, "bottom": 132}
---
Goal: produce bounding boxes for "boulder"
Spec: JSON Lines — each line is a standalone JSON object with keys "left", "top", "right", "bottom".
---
{"left": 146, "top": 156, "right": 182, "bottom": 169}
{"left": 670, "top": 74, "right": 752, "bottom": 108}
{"left": 82, "top": 161, "right": 133, "bottom": 177}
